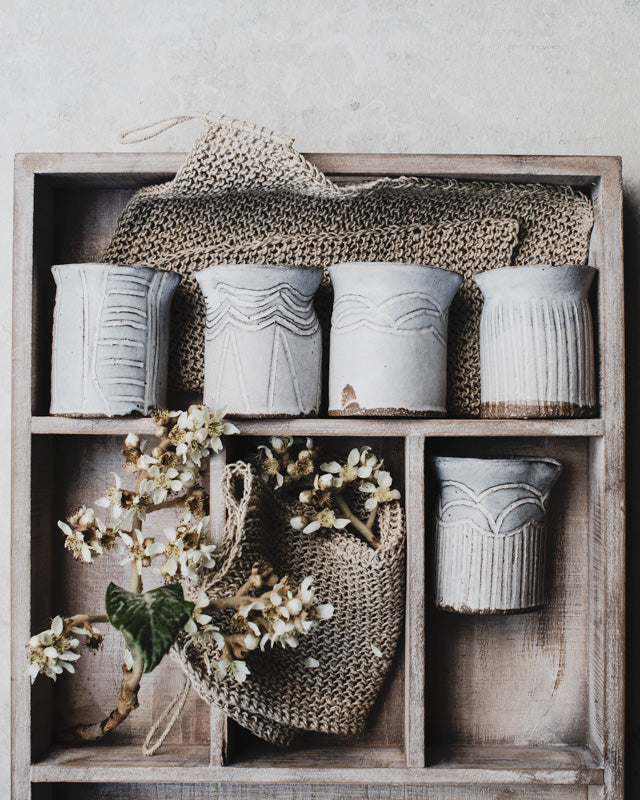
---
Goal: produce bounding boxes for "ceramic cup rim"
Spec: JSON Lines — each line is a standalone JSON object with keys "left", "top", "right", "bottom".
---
{"left": 51, "top": 262, "right": 170, "bottom": 273}
{"left": 474, "top": 263, "right": 596, "bottom": 282}
{"left": 196, "top": 263, "right": 323, "bottom": 275}
{"left": 432, "top": 455, "right": 562, "bottom": 470}
{"left": 329, "top": 261, "right": 463, "bottom": 279}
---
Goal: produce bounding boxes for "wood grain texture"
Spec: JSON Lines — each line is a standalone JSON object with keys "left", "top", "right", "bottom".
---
{"left": 13, "top": 153, "right": 625, "bottom": 799}
{"left": 31, "top": 416, "right": 605, "bottom": 438}
{"left": 31, "top": 742, "right": 602, "bottom": 784}
{"left": 12, "top": 157, "right": 36, "bottom": 800}
{"left": 52, "top": 782, "right": 593, "bottom": 800}
{"left": 404, "top": 437, "right": 426, "bottom": 767}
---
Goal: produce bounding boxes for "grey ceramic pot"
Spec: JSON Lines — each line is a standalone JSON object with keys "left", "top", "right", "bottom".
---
{"left": 328, "top": 262, "right": 462, "bottom": 416}
{"left": 475, "top": 264, "right": 597, "bottom": 418}
{"left": 50, "top": 263, "right": 179, "bottom": 417}
{"left": 432, "top": 456, "right": 562, "bottom": 614}
{"left": 196, "top": 264, "right": 323, "bottom": 417}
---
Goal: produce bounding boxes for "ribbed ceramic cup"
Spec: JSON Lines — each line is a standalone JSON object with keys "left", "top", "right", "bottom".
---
{"left": 196, "top": 264, "right": 323, "bottom": 417}
{"left": 432, "top": 456, "right": 562, "bottom": 614}
{"left": 475, "top": 264, "right": 597, "bottom": 418}
{"left": 328, "top": 262, "right": 462, "bottom": 416}
{"left": 50, "top": 263, "right": 179, "bottom": 417}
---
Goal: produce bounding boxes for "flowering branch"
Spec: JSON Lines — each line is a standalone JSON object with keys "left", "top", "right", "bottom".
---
{"left": 256, "top": 438, "right": 401, "bottom": 549}
{"left": 28, "top": 407, "right": 335, "bottom": 751}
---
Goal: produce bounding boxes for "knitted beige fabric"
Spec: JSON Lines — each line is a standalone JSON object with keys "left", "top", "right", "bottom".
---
{"left": 102, "top": 114, "right": 594, "bottom": 415}
{"left": 174, "top": 461, "right": 405, "bottom": 747}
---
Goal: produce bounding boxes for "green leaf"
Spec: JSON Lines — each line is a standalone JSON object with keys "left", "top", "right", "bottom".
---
{"left": 105, "top": 582, "right": 194, "bottom": 673}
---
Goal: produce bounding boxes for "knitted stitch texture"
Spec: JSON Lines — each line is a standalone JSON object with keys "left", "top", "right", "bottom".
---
{"left": 102, "top": 114, "right": 594, "bottom": 417}
{"left": 174, "top": 461, "right": 406, "bottom": 747}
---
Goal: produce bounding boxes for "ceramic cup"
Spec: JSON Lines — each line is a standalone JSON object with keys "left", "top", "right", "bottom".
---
{"left": 432, "top": 455, "right": 562, "bottom": 614}
{"left": 475, "top": 264, "right": 597, "bottom": 418}
{"left": 328, "top": 262, "right": 462, "bottom": 416}
{"left": 196, "top": 264, "right": 323, "bottom": 417}
{"left": 50, "top": 263, "right": 180, "bottom": 417}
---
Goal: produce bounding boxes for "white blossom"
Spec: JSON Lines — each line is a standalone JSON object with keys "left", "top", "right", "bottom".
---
{"left": 359, "top": 469, "right": 401, "bottom": 512}
{"left": 29, "top": 616, "right": 81, "bottom": 683}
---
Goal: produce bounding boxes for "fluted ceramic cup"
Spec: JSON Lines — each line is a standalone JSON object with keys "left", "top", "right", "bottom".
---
{"left": 328, "top": 262, "right": 463, "bottom": 416}
{"left": 196, "top": 264, "right": 323, "bottom": 417}
{"left": 432, "top": 456, "right": 562, "bottom": 614}
{"left": 475, "top": 264, "right": 597, "bottom": 418}
{"left": 50, "top": 263, "right": 180, "bottom": 417}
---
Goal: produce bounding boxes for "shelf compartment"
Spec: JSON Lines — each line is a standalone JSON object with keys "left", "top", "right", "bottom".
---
{"left": 425, "top": 437, "right": 594, "bottom": 755}
{"left": 220, "top": 435, "right": 416, "bottom": 768}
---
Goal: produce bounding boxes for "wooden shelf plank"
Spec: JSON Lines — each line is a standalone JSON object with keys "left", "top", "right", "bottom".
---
{"left": 30, "top": 744, "right": 604, "bottom": 785}
{"left": 31, "top": 416, "right": 605, "bottom": 437}
{"left": 404, "top": 437, "right": 426, "bottom": 768}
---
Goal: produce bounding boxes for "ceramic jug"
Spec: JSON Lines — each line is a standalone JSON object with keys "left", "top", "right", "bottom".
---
{"left": 474, "top": 264, "right": 596, "bottom": 418}
{"left": 196, "top": 264, "right": 323, "bottom": 417}
{"left": 432, "top": 456, "right": 562, "bottom": 613}
{"left": 328, "top": 262, "right": 462, "bottom": 416}
{"left": 50, "top": 263, "right": 179, "bottom": 417}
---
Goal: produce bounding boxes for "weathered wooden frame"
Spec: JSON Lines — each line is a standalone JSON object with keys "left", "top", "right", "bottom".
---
{"left": 11, "top": 153, "right": 625, "bottom": 800}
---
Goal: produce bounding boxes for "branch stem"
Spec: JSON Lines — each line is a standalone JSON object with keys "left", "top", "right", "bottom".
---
{"left": 72, "top": 648, "right": 145, "bottom": 742}
{"left": 332, "top": 493, "right": 380, "bottom": 549}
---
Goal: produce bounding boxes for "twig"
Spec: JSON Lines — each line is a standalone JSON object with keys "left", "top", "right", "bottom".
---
{"left": 333, "top": 493, "right": 380, "bottom": 549}
{"left": 71, "top": 647, "right": 145, "bottom": 742}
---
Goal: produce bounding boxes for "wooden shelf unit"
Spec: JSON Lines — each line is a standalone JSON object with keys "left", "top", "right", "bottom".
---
{"left": 12, "top": 153, "right": 624, "bottom": 800}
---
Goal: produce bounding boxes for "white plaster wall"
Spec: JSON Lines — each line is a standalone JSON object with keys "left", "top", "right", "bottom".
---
{"left": 1, "top": 0, "right": 639, "bottom": 796}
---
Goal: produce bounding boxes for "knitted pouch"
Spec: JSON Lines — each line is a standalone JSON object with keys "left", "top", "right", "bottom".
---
{"left": 174, "top": 461, "right": 406, "bottom": 747}
{"left": 103, "top": 113, "right": 594, "bottom": 417}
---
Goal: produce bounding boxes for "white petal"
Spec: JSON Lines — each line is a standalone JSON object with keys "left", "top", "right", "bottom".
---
{"left": 58, "top": 650, "right": 80, "bottom": 661}
{"left": 163, "top": 527, "right": 177, "bottom": 542}
{"left": 269, "top": 592, "right": 283, "bottom": 606}
{"left": 183, "top": 618, "right": 197, "bottom": 635}
{"left": 287, "top": 598, "right": 302, "bottom": 615}
{"left": 320, "top": 461, "right": 341, "bottom": 474}
{"left": 371, "top": 644, "right": 383, "bottom": 658}
{"left": 51, "top": 616, "right": 64, "bottom": 636}
{"left": 364, "top": 497, "right": 378, "bottom": 512}
{"left": 57, "top": 520, "right": 73, "bottom": 535}
{"left": 94, "top": 497, "right": 110, "bottom": 508}
{"left": 147, "top": 542, "right": 166, "bottom": 556}
{"left": 44, "top": 646, "right": 59, "bottom": 659}
{"left": 222, "top": 422, "right": 240, "bottom": 435}
{"left": 303, "top": 520, "right": 321, "bottom": 534}
{"left": 376, "top": 471, "right": 392, "bottom": 488}
{"left": 316, "top": 603, "right": 334, "bottom": 620}
{"left": 357, "top": 465, "right": 372, "bottom": 479}
{"left": 275, "top": 473, "right": 284, "bottom": 488}
{"left": 360, "top": 482, "right": 375, "bottom": 494}
{"left": 81, "top": 544, "right": 93, "bottom": 563}
{"left": 290, "top": 516, "right": 306, "bottom": 531}
{"left": 348, "top": 449, "right": 360, "bottom": 467}
{"left": 304, "top": 656, "right": 319, "bottom": 668}
{"left": 166, "top": 558, "right": 178, "bottom": 576}
{"left": 29, "top": 663, "right": 41, "bottom": 683}
{"left": 333, "top": 518, "right": 350, "bottom": 529}
{"left": 389, "top": 489, "right": 401, "bottom": 500}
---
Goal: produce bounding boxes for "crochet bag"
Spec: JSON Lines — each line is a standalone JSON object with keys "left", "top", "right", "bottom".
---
{"left": 103, "top": 112, "right": 594, "bottom": 417}
{"left": 174, "top": 461, "right": 405, "bottom": 747}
